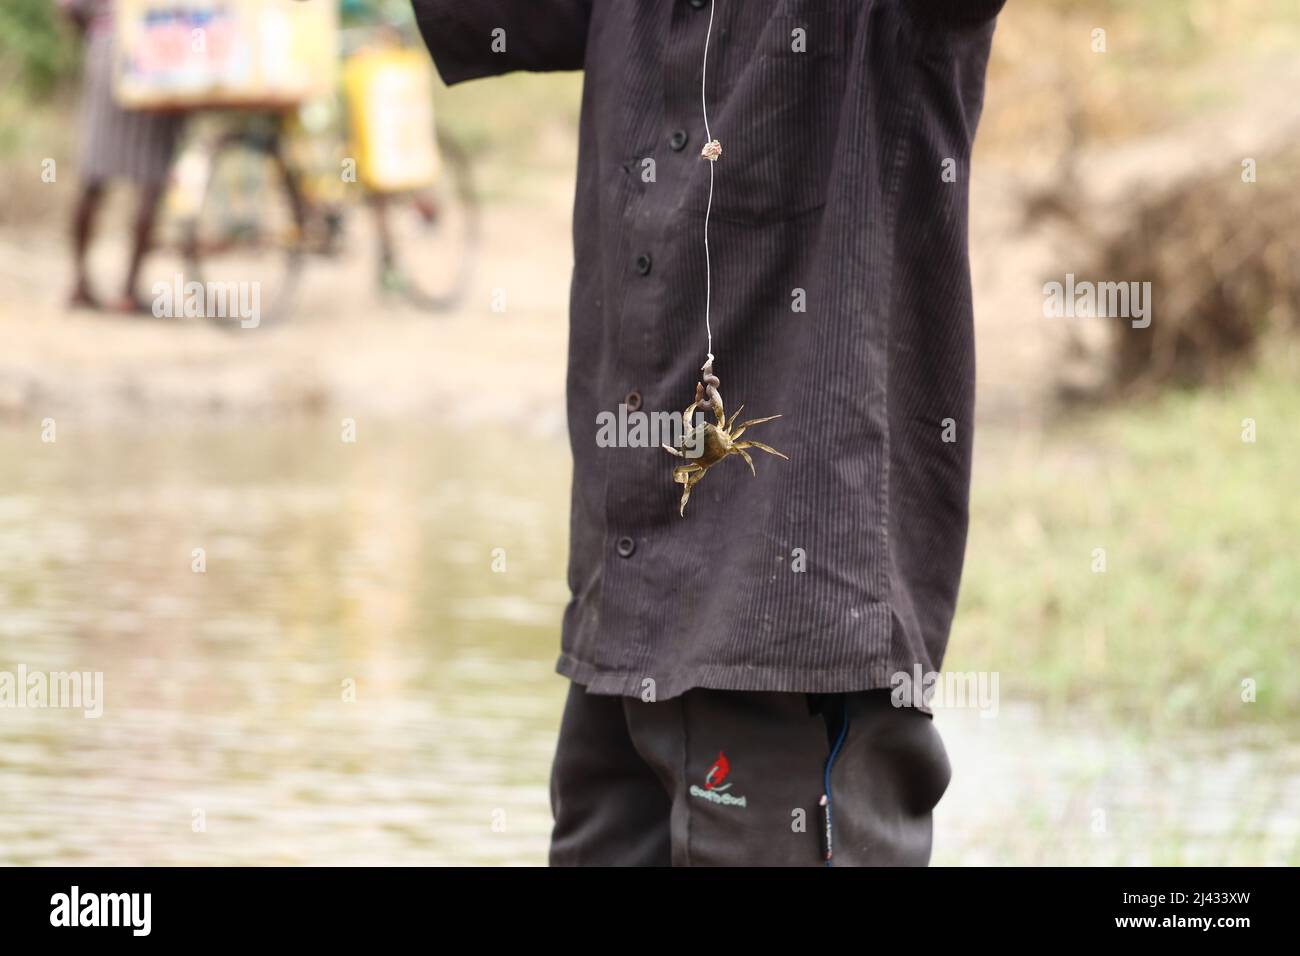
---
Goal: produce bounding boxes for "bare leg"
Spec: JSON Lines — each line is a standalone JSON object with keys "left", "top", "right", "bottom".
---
{"left": 71, "top": 180, "right": 106, "bottom": 308}
{"left": 120, "top": 179, "right": 167, "bottom": 311}
{"left": 370, "top": 193, "right": 398, "bottom": 285}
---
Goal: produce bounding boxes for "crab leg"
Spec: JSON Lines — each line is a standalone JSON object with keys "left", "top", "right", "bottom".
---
{"left": 709, "top": 392, "right": 726, "bottom": 428}
{"left": 669, "top": 400, "right": 707, "bottom": 460}
{"left": 678, "top": 468, "right": 705, "bottom": 516}
{"left": 731, "top": 414, "right": 781, "bottom": 442}
{"left": 734, "top": 439, "right": 789, "bottom": 460}
{"left": 734, "top": 445, "right": 756, "bottom": 476}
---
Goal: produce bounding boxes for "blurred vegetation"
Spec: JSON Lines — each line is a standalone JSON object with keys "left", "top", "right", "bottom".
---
{"left": 1085, "top": 149, "right": 1300, "bottom": 393}
{"left": 976, "top": 0, "right": 1300, "bottom": 161}
{"left": 953, "top": 342, "right": 1300, "bottom": 732}
{"left": 0, "top": 0, "right": 78, "bottom": 222}
{"left": 0, "top": 0, "right": 79, "bottom": 97}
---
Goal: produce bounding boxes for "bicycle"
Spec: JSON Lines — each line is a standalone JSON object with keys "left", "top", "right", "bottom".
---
{"left": 163, "top": 19, "right": 479, "bottom": 328}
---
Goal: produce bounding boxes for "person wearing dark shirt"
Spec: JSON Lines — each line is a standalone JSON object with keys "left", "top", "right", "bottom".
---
{"left": 412, "top": 0, "right": 1005, "bottom": 865}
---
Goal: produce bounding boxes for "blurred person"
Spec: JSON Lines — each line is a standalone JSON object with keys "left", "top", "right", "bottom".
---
{"left": 338, "top": 0, "right": 440, "bottom": 290}
{"left": 62, "top": 0, "right": 184, "bottom": 312}
{"left": 412, "top": 0, "right": 1004, "bottom": 866}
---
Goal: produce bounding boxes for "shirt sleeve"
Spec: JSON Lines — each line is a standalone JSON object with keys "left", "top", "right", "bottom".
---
{"left": 909, "top": 0, "right": 1007, "bottom": 27}
{"left": 410, "top": 0, "right": 592, "bottom": 85}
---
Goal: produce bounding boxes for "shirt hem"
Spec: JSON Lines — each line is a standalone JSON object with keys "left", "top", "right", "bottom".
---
{"left": 555, "top": 652, "right": 907, "bottom": 704}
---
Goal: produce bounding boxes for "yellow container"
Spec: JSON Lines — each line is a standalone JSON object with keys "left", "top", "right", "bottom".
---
{"left": 343, "top": 48, "right": 441, "bottom": 193}
{"left": 114, "top": 0, "right": 338, "bottom": 110}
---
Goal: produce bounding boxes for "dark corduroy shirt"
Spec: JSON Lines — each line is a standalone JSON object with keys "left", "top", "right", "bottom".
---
{"left": 413, "top": 0, "right": 1004, "bottom": 700}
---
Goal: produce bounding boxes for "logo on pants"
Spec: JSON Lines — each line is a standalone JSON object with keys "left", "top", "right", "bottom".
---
{"left": 704, "top": 751, "right": 732, "bottom": 791}
{"left": 690, "top": 750, "right": 747, "bottom": 808}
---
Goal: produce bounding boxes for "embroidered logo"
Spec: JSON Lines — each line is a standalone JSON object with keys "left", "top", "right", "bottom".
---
{"left": 690, "top": 751, "right": 748, "bottom": 808}
{"left": 704, "top": 752, "right": 731, "bottom": 791}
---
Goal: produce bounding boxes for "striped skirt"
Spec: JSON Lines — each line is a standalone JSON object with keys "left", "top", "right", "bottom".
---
{"left": 78, "top": 29, "right": 183, "bottom": 186}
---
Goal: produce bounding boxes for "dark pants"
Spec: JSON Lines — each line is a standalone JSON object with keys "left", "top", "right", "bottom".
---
{"left": 548, "top": 681, "right": 952, "bottom": 866}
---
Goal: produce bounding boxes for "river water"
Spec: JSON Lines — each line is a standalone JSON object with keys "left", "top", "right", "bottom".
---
{"left": 1, "top": 423, "right": 1295, "bottom": 865}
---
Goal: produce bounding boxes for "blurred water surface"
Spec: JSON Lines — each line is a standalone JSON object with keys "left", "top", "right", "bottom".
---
{"left": 0, "top": 422, "right": 570, "bottom": 865}
{"left": 0, "top": 422, "right": 1296, "bottom": 866}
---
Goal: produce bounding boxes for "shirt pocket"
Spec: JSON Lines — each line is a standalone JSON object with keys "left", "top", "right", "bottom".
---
{"left": 696, "top": 6, "right": 849, "bottom": 224}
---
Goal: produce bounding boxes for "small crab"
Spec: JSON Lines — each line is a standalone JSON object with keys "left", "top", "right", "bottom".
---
{"left": 661, "top": 361, "right": 788, "bottom": 516}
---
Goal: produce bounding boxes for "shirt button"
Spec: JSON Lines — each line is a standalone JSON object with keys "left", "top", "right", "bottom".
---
{"left": 625, "top": 390, "right": 642, "bottom": 411}
{"left": 688, "top": 0, "right": 707, "bottom": 9}
{"left": 669, "top": 129, "right": 689, "bottom": 152}
{"left": 616, "top": 536, "right": 637, "bottom": 558}
{"left": 635, "top": 253, "right": 652, "bottom": 276}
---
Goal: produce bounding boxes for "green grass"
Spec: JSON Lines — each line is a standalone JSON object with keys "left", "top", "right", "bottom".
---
{"left": 0, "top": 0, "right": 79, "bottom": 97}
{"left": 951, "top": 345, "right": 1300, "bottom": 733}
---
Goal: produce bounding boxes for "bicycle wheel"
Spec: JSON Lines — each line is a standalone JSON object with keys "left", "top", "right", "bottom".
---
{"left": 182, "top": 126, "right": 307, "bottom": 330}
{"left": 377, "top": 128, "right": 480, "bottom": 312}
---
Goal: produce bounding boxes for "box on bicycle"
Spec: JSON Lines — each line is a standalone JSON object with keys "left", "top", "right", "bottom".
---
{"left": 343, "top": 47, "right": 442, "bottom": 193}
{"left": 113, "top": 0, "right": 338, "bottom": 111}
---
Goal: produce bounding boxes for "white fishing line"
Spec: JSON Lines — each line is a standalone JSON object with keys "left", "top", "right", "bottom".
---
{"left": 701, "top": 0, "right": 718, "bottom": 364}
